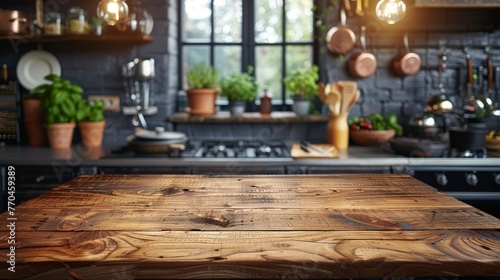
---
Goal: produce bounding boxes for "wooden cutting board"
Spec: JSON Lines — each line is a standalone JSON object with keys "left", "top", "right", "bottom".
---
{"left": 291, "top": 143, "right": 338, "bottom": 158}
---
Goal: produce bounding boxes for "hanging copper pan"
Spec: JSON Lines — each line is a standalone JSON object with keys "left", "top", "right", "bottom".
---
{"left": 348, "top": 26, "right": 377, "bottom": 78}
{"left": 392, "top": 33, "right": 421, "bottom": 76}
{"left": 325, "top": 4, "right": 356, "bottom": 55}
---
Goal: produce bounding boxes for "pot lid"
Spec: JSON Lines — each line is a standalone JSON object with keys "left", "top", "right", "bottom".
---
{"left": 134, "top": 127, "right": 186, "bottom": 141}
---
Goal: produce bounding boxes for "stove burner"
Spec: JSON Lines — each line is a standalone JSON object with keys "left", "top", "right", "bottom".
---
{"left": 197, "top": 140, "right": 290, "bottom": 158}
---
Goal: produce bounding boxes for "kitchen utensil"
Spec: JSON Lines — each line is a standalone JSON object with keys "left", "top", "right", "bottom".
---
{"left": 301, "top": 140, "right": 335, "bottom": 154}
{"left": 325, "top": 5, "right": 356, "bottom": 55}
{"left": 348, "top": 90, "right": 360, "bottom": 111}
{"left": 318, "top": 82, "right": 326, "bottom": 103}
{"left": 389, "top": 137, "right": 447, "bottom": 157}
{"left": 392, "top": 33, "right": 421, "bottom": 76}
{"left": 326, "top": 85, "right": 341, "bottom": 115}
{"left": 127, "top": 135, "right": 186, "bottom": 154}
{"left": 0, "top": 9, "right": 32, "bottom": 35}
{"left": 134, "top": 127, "right": 186, "bottom": 141}
{"left": 16, "top": 50, "right": 61, "bottom": 90}
{"left": 338, "top": 80, "right": 357, "bottom": 113}
{"left": 476, "top": 48, "right": 494, "bottom": 117}
{"left": 426, "top": 51, "right": 454, "bottom": 115}
{"left": 462, "top": 48, "right": 486, "bottom": 122}
{"left": 448, "top": 125, "right": 487, "bottom": 151}
{"left": 355, "top": 0, "right": 364, "bottom": 16}
{"left": 348, "top": 26, "right": 377, "bottom": 78}
{"left": 291, "top": 143, "right": 338, "bottom": 158}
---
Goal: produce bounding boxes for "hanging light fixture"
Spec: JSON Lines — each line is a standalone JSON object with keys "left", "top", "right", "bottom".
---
{"left": 97, "top": 0, "right": 129, "bottom": 26}
{"left": 375, "top": 0, "right": 406, "bottom": 24}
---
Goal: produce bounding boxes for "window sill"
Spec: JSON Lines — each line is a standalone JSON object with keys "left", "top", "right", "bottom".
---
{"left": 169, "top": 112, "right": 328, "bottom": 123}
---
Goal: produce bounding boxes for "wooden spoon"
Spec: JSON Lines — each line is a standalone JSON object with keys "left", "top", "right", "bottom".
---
{"left": 338, "top": 81, "right": 357, "bottom": 113}
{"left": 348, "top": 90, "right": 360, "bottom": 111}
{"left": 318, "top": 82, "right": 326, "bottom": 103}
{"left": 327, "top": 87, "right": 341, "bottom": 115}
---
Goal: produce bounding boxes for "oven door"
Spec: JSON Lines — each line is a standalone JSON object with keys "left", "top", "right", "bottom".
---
{"left": 411, "top": 167, "right": 500, "bottom": 219}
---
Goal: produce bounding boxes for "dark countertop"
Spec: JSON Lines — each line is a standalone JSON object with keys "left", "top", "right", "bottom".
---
{"left": 0, "top": 144, "right": 499, "bottom": 168}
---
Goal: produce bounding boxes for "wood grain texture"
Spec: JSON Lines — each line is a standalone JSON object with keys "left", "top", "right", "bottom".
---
{"left": 1, "top": 174, "right": 499, "bottom": 279}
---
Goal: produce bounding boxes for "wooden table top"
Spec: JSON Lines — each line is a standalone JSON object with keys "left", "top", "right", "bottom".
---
{"left": 1, "top": 174, "right": 499, "bottom": 279}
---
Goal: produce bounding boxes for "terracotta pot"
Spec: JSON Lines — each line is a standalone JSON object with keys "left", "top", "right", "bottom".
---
{"left": 78, "top": 121, "right": 106, "bottom": 147}
{"left": 22, "top": 97, "right": 47, "bottom": 147}
{"left": 186, "top": 88, "right": 218, "bottom": 115}
{"left": 46, "top": 122, "right": 75, "bottom": 150}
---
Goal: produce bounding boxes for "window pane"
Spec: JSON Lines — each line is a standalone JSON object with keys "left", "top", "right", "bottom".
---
{"left": 255, "top": 46, "right": 282, "bottom": 99}
{"left": 182, "top": 46, "right": 210, "bottom": 89}
{"left": 214, "top": 0, "right": 242, "bottom": 43}
{"left": 215, "top": 46, "right": 242, "bottom": 78}
{"left": 255, "top": 0, "right": 283, "bottom": 43}
{"left": 285, "top": 0, "right": 313, "bottom": 42}
{"left": 285, "top": 45, "right": 313, "bottom": 99}
{"left": 183, "top": 0, "right": 212, "bottom": 41}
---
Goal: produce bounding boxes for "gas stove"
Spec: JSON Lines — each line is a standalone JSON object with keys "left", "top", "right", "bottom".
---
{"left": 193, "top": 140, "right": 290, "bottom": 158}
{"left": 105, "top": 139, "right": 291, "bottom": 159}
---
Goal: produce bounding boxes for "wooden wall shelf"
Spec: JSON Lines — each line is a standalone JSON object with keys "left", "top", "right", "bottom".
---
{"left": 0, "top": 34, "right": 154, "bottom": 44}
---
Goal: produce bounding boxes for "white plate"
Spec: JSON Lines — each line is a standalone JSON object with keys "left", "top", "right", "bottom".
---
{"left": 134, "top": 129, "right": 186, "bottom": 141}
{"left": 16, "top": 50, "right": 62, "bottom": 90}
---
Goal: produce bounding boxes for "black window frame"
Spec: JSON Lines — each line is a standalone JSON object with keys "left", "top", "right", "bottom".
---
{"left": 178, "top": 0, "right": 320, "bottom": 111}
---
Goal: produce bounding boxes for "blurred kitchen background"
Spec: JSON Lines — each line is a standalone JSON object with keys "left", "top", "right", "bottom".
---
{"left": 1, "top": 0, "right": 499, "bottom": 146}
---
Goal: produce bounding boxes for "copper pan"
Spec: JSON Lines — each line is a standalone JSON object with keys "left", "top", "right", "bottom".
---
{"left": 348, "top": 26, "right": 377, "bottom": 78}
{"left": 0, "top": 9, "right": 33, "bottom": 35}
{"left": 392, "top": 33, "right": 421, "bottom": 76}
{"left": 326, "top": 4, "right": 356, "bottom": 55}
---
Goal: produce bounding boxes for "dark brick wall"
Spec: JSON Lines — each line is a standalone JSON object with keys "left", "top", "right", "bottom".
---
{"left": 320, "top": 3, "right": 500, "bottom": 131}
{"left": 1, "top": 1, "right": 499, "bottom": 145}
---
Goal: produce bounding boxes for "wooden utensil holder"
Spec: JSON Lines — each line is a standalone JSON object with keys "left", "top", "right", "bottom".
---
{"left": 327, "top": 112, "right": 349, "bottom": 150}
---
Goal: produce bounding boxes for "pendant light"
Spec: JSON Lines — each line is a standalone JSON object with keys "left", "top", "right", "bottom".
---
{"left": 375, "top": 0, "right": 406, "bottom": 24}
{"left": 97, "top": 0, "right": 129, "bottom": 26}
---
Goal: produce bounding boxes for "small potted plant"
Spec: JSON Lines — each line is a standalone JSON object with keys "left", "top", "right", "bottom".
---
{"left": 76, "top": 99, "right": 106, "bottom": 147}
{"left": 283, "top": 65, "right": 319, "bottom": 116}
{"left": 186, "top": 62, "right": 219, "bottom": 115}
{"left": 33, "top": 74, "right": 84, "bottom": 149}
{"left": 220, "top": 67, "right": 258, "bottom": 115}
{"left": 91, "top": 17, "right": 104, "bottom": 36}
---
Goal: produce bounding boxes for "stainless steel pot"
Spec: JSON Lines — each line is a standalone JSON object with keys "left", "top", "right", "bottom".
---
{"left": 0, "top": 9, "right": 32, "bottom": 35}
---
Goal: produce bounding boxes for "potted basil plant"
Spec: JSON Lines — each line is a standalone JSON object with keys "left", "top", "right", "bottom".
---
{"left": 283, "top": 65, "right": 319, "bottom": 116}
{"left": 220, "top": 67, "right": 258, "bottom": 116}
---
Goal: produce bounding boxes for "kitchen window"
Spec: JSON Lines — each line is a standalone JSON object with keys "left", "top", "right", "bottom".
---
{"left": 179, "top": 0, "right": 317, "bottom": 109}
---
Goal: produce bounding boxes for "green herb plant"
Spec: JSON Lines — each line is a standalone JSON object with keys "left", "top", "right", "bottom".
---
{"left": 283, "top": 65, "right": 319, "bottom": 100}
{"left": 220, "top": 67, "right": 258, "bottom": 102}
{"left": 31, "top": 74, "right": 86, "bottom": 126}
{"left": 186, "top": 62, "right": 220, "bottom": 89}
{"left": 76, "top": 99, "right": 105, "bottom": 122}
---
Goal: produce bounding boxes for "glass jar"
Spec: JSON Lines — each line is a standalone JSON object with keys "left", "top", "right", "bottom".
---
{"left": 66, "top": 7, "right": 90, "bottom": 34}
{"left": 44, "top": 12, "right": 64, "bottom": 35}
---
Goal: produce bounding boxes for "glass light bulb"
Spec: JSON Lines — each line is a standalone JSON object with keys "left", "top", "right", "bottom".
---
{"left": 375, "top": 0, "right": 406, "bottom": 24}
{"left": 97, "top": 0, "right": 129, "bottom": 26}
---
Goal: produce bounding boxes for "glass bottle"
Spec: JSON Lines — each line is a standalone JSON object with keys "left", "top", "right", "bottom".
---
{"left": 260, "top": 88, "right": 272, "bottom": 115}
{"left": 44, "top": 12, "right": 64, "bottom": 35}
{"left": 67, "top": 7, "right": 90, "bottom": 34}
